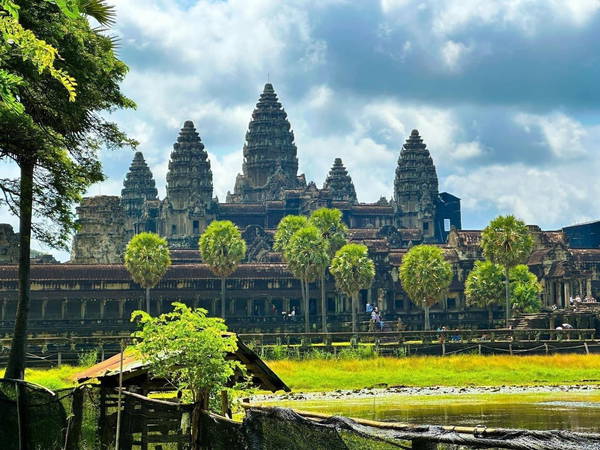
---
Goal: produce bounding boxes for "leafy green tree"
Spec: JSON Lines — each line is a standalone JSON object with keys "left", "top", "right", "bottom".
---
{"left": 309, "top": 208, "right": 348, "bottom": 332}
{"left": 481, "top": 215, "right": 534, "bottom": 327}
{"left": 0, "top": 0, "right": 115, "bottom": 111}
{"left": 131, "top": 302, "right": 243, "bottom": 444}
{"left": 2, "top": 0, "right": 134, "bottom": 380}
{"left": 124, "top": 233, "right": 172, "bottom": 313}
{"left": 199, "top": 221, "right": 246, "bottom": 319}
{"left": 510, "top": 264, "right": 542, "bottom": 313}
{"left": 273, "top": 215, "right": 308, "bottom": 253}
{"left": 465, "top": 260, "right": 505, "bottom": 326}
{"left": 399, "top": 245, "right": 453, "bottom": 331}
{"left": 330, "top": 243, "right": 375, "bottom": 334}
{"left": 284, "top": 226, "right": 329, "bottom": 332}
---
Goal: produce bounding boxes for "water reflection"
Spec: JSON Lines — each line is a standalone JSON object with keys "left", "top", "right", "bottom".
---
{"left": 269, "top": 395, "right": 600, "bottom": 432}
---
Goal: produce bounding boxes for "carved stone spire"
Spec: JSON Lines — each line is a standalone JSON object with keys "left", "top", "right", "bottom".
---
{"left": 323, "top": 158, "right": 357, "bottom": 203}
{"left": 228, "top": 83, "right": 303, "bottom": 202}
{"left": 121, "top": 152, "right": 158, "bottom": 217}
{"left": 166, "top": 120, "right": 213, "bottom": 209}
{"left": 394, "top": 129, "right": 439, "bottom": 238}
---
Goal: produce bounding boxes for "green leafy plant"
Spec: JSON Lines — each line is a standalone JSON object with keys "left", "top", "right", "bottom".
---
{"left": 124, "top": 232, "right": 171, "bottom": 313}
{"left": 131, "top": 302, "right": 243, "bottom": 404}
{"left": 199, "top": 220, "right": 246, "bottom": 319}
{"left": 399, "top": 245, "right": 453, "bottom": 330}
{"left": 465, "top": 260, "right": 505, "bottom": 326}
{"left": 330, "top": 243, "right": 375, "bottom": 334}
{"left": 510, "top": 264, "right": 542, "bottom": 313}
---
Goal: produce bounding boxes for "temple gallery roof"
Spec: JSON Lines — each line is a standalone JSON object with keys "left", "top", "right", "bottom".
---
{"left": 0, "top": 264, "right": 296, "bottom": 281}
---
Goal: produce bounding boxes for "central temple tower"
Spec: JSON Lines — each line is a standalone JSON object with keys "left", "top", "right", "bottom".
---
{"left": 227, "top": 83, "right": 305, "bottom": 203}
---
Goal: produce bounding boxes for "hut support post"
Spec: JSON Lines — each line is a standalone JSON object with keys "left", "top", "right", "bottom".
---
{"left": 221, "top": 390, "right": 231, "bottom": 418}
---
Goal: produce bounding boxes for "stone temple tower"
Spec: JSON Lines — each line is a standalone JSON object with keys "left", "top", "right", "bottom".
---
{"left": 394, "top": 129, "right": 440, "bottom": 241}
{"left": 228, "top": 83, "right": 305, "bottom": 202}
{"left": 161, "top": 121, "right": 214, "bottom": 246}
{"left": 121, "top": 152, "right": 159, "bottom": 234}
{"left": 323, "top": 158, "right": 357, "bottom": 204}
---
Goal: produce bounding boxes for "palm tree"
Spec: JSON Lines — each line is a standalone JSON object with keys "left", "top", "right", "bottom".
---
{"left": 330, "top": 244, "right": 375, "bottom": 334}
{"left": 309, "top": 208, "right": 348, "bottom": 332}
{"left": 284, "top": 226, "right": 329, "bottom": 332}
{"left": 399, "top": 245, "right": 453, "bottom": 331}
{"left": 199, "top": 221, "right": 246, "bottom": 319}
{"left": 124, "top": 232, "right": 172, "bottom": 313}
{"left": 481, "top": 215, "right": 533, "bottom": 327}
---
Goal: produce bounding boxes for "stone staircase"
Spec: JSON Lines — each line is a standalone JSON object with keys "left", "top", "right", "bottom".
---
{"left": 511, "top": 313, "right": 548, "bottom": 330}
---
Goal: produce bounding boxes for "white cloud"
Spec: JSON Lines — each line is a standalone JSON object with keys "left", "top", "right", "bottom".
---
{"left": 515, "top": 112, "right": 588, "bottom": 159}
{"left": 445, "top": 163, "right": 598, "bottom": 226}
{"left": 441, "top": 40, "right": 470, "bottom": 71}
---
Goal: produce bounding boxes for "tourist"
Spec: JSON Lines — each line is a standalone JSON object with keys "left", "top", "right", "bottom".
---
{"left": 575, "top": 295, "right": 582, "bottom": 304}
{"left": 569, "top": 296, "right": 574, "bottom": 307}
{"left": 289, "top": 306, "right": 297, "bottom": 321}
{"left": 366, "top": 302, "right": 373, "bottom": 313}
{"left": 562, "top": 323, "right": 573, "bottom": 329}
{"left": 281, "top": 310, "right": 287, "bottom": 321}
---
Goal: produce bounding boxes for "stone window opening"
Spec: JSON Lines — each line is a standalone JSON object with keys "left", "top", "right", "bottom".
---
{"left": 193, "top": 220, "right": 200, "bottom": 234}
{"left": 171, "top": 224, "right": 177, "bottom": 235}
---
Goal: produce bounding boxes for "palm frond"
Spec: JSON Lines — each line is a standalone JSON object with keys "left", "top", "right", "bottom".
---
{"left": 79, "top": 0, "right": 116, "bottom": 26}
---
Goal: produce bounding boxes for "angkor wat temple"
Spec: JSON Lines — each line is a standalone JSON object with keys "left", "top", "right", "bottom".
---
{"left": 2, "top": 83, "right": 600, "bottom": 335}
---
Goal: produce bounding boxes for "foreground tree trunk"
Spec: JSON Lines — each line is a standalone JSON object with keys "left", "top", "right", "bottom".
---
{"left": 5, "top": 159, "right": 34, "bottom": 380}
{"left": 487, "top": 304, "right": 494, "bottom": 328}
{"left": 504, "top": 266, "right": 510, "bottom": 327}
{"left": 423, "top": 303, "right": 431, "bottom": 331}
{"left": 220, "top": 277, "right": 226, "bottom": 319}
{"left": 351, "top": 292, "right": 358, "bottom": 334}
{"left": 145, "top": 286, "right": 151, "bottom": 314}
{"left": 304, "top": 280, "right": 310, "bottom": 333}
{"left": 320, "top": 273, "right": 327, "bottom": 333}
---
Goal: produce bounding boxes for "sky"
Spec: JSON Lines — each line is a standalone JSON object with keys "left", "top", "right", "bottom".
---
{"left": 3, "top": 0, "right": 600, "bottom": 260}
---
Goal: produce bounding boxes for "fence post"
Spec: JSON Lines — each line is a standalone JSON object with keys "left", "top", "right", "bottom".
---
{"left": 441, "top": 342, "right": 445, "bottom": 356}
{"left": 509, "top": 343, "right": 513, "bottom": 356}
{"left": 545, "top": 343, "right": 549, "bottom": 355}
{"left": 16, "top": 381, "right": 29, "bottom": 450}
{"left": 65, "top": 387, "right": 83, "bottom": 450}
{"left": 585, "top": 342, "right": 590, "bottom": 355}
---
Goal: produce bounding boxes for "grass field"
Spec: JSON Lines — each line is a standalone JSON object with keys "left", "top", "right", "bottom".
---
{"left": 267, "top": 354, "right": 600, "bottom": 391}
{"left": 3, "top": 353, "right": 600, "bottom": 392}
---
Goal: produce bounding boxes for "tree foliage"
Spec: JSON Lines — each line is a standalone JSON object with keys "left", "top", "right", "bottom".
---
{"left": 481, "top": 215, "right": 533, "bottom": 269}
{"left": 399, "top": 245, "right": 453, "bottom": 330}
{"left": 0, "top": 0, "right": 115, "bottom": 112}
{"left": 0, "top": 0, "right": 136, "bottom": 248}
{"left": 330, "top": 243, "right": 375, "bottom": 334}
{"left": 309, "top": 208, "right": 348, "bottom": 259}
{"left": 465, "top": 260, "right": 504, "bottom": 309}
{"left": 3, "top": 0, "right": 133, "bottom": 380}
{"left": 481, "top": 215, "right": 533, "bottom": 326}
{"left": 284, "top": 226, "right": 329, "bottom": 285}
{"left": 124, "top": 232, "right": 171, "bottom": 290}
{"left": 199, "top": 221, "right": 246, "bottom": 279}
{"left": 131, "top": 302, "right": 243, "bottom": 404}
{"left": 466, "top": 260, "right": 542, "bottom": 320}
{"left": 330, "top": 243, "right": 375, "bottom": 298}
{"left": 273, "top": 215, "right": 308, "bottom": 254}
{"left": 510, "top": 264, "right": 542, "bottom": 313}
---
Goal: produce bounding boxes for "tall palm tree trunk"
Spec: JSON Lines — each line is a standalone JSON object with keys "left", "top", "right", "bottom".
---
{"left": 221, "top": 277, "right": 226, "bottom": 319}
{"left": 504, "top": 266, "right": 510, "bottom": 327}
{"left": 5, "top": 159, "right": 34, "bottom": 380}
{"left": 304, "top": 280, "right": 310, "bottom": 333}
{"left": 423, "top": 303, "right": 431, "bottom": 331}
{"left": 320, "top": 272, "right": 327, "bottom": 333}
{"left": 351, "top": 292, "right": 358, "bottom": 335}
{"left": 145, "top": 287, "right": 151, "bottom": 313}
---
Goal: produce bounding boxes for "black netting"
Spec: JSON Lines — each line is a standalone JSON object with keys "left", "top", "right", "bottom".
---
{"left": 0, "top": 379, "right": 67, "bottom": 450}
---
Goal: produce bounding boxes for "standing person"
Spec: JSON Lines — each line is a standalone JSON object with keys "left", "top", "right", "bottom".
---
{"left": 366, "top": 302, "right": 373, "bottom": 313}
